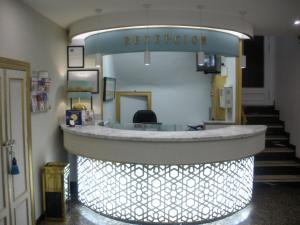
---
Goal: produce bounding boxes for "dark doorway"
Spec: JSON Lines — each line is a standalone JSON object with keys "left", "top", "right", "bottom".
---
{"left": 242, "top": 36, "right": 264, "bottom": 88}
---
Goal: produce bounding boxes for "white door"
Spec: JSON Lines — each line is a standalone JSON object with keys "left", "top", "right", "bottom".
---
{"left": 0, "top": 69, "right": 10, "bottom": 225}
{"left": 0, "top": 69, "right": 32, "bottom": 225}
{"left": 120, "top": 96, "right": 148, "bottom": 123}
{"left": 242, "top": 36, "right": 275, "bottom": 106}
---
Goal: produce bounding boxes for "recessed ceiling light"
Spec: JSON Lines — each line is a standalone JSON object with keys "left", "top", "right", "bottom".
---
{"left": 294, "top": 20, "right": 300, "bottom": 25}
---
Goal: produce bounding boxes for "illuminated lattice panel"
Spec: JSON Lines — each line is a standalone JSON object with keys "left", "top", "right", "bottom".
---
{"left": 77, "top": 156, "right": 254, "bottom": 224}
{"left": 64, "top": 163, "right": 70, "bottom": 202}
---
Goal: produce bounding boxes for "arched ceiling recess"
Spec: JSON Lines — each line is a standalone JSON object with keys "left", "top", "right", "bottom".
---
{"left": 69, "top": 10, "right": 253, "bottom": 43}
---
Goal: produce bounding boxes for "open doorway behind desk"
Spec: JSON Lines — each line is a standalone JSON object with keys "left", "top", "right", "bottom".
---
{"left": 116, "top": 91, "right": 152, "bottom": 123}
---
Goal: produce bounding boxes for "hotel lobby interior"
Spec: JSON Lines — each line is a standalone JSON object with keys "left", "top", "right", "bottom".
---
{"left": 1, "top": 0, "right": 300, "bottom": 225}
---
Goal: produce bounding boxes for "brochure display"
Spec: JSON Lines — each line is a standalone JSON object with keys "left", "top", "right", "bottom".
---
{"left": 31, "top": 71, "right": 51, "bottom": 113}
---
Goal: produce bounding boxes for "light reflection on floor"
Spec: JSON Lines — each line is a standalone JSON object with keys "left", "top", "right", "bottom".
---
{"left": 82, "top": 205, "right": 252, "bottom": 225}
{"left": 39, "top": 183, "right": 300, "bottom": 225}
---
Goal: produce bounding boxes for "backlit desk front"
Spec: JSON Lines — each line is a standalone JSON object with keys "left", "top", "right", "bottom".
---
{"left": 61, "top": 124, "right": 266, "bottom": 224}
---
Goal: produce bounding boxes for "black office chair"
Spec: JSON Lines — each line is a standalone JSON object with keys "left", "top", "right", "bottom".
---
{"left": 133, "top": 110, "right": 157, "bottom": 124}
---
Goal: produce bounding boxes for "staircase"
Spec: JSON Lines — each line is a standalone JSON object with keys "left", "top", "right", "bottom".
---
{"left": 244, "top": 105, "right": 300, "bottom": 183}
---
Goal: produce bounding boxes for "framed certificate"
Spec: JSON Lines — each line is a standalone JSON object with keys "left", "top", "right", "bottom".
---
{"left": 67, "top": 70, "right": 99, "bottom": 93}
{"left": 103, "top": 77, "right": 116, "bottom": 101}
{"left": 67, "top": 46, "right": 85, "bottom": 68}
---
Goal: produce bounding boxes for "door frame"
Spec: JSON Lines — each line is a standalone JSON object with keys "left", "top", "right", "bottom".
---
{"left": 116, "top": 91, "right": 152, "bottom": 123}
{"left": 0, "top": 57, "right": 35, "bottom": 225}
{"left": 235, "top": 40, "right": 243, "bottom": 124}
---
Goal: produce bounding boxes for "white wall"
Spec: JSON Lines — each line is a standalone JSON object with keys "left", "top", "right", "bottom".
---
{"left": 80, "top": 55, "right": 102, "bottom": 117}
{"left": 223, "top": 57, "right": 236, "bottom": 121}
{"left": 273, "top": 36, "right": 300, "bottom": 157}
{"left": 0, "top": 0, "right": 67, "bottom": 219}
{"left": 103, "top": 55, "right": 116, "bottom": 122}
{"left": 120, "top": 96, "right": 148, "bottom": 123}
{"left": 83, "top": 55, "right": 116, "bottom": 121}
{"left": 106, "top": 52, "right": 212, "bottom": 125}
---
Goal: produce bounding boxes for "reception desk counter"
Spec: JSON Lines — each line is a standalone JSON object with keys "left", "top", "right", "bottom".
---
{"left": 61, "top": 124, "right": 266, "bottom": 224}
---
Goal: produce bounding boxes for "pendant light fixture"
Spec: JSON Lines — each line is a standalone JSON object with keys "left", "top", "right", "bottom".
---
{"left": 197, "top": 5, "right": 205, "bottom": 66}
{"left": 144, "top": 50, "right": 151, "bottom": 66}
{"left": 241, "top": 55, "right": 247, "bottom": 69}
{"left": 95, "top": 9, "right": 103, "bottom": 68}
{"left": 95, "top": 53, "right": 102, "bottom": 68}
{"left": 197, "top": 51, "right": 205, "bottom": 66}
{"left": 143, "top": 3, "right": 151, "bottom": 66}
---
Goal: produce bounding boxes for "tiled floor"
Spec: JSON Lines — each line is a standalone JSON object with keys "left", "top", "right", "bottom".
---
{"left": 39, "top": 183, "right": 300, "bottom": 225}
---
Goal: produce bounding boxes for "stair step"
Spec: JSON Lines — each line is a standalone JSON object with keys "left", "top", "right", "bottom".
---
{"left": 255, "top": 160, "right": 300, "bottom": 167}
{"left": 266, "top": 129, "right": 286, "bottom": 135}
{"left": 254, "top": 175, "right": 300, "bottom": 183}
{"left": 267, "top": 124, "right": 284, "bottom": 129}
{"left": 247, "top": 120, "right": 284, "bottom": 125}
{"left": 246, "top": 116, "right": 280, "bottom": 125}
{"left": 265, "top": 135, "right": 289, "bottom": 148}
{"left": 266, "top": 135, "right": 289, "bottom": 141}
{"left": 266, "top": 142, "right": 289, "bottom": 148}
{"left": 246, "top": 114, "right": 279, "bottom": 117}
{"left": 243, "top": 105, "right": 277, "bottom": 114}
{"left": 255, "top": 148, "right": 295, "bottom": 161}
{"left": 254, "top": 160, "right": 300, "bottom": 175}
{"left": 246, "top": 114, "right": 280, "bottom": 124}
{"left": 266, "top": 124, "right": 285, "bottom": 135}
{"left": 263, "top": 147, "right": 294, "bottom": 153}
{"left": 244, "top": 105, "right": 299, "bottom": 180}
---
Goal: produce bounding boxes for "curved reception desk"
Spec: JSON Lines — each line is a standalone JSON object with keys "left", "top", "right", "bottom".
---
{"left": 62, "top": 124, "right": 266, "bottom": 224}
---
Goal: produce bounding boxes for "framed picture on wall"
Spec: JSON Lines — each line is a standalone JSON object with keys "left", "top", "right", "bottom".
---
{"left": 67, "top": 70, "right": 99, "bottom": 93}
{"left": 103, "top": 77, "right": 116, "bottom": 101}
{"left": 67, "top": 46, "right": 85, "bottom": 68}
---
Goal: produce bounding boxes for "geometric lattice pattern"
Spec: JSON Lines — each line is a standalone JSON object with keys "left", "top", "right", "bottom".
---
{"left": 64, "top": 163, "right": 71, "bottom": 202}
{"left": 78, "top": 156, "right": 254, "bottom": 224}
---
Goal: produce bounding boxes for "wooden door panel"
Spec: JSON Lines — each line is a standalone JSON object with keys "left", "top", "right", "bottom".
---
{"left": 0, "top": 218, "right": 8, "bottom": 225}
{"left": 0, "top": 158, "right": 5, "bottom": 210}
{"left": 8, "top": 78, "right": 27, "bottom": 199}
{"left": 14, "top": 200, "right": 29, "bottom": 225}
{"left": 0, "top": 148, "right": 6, "bottom": 211}
{"left": 0, "top": 69, "right": 5, "bottom": 211}
{"left": 0, "top": 69, "right": 10, "bottom": 225}
{"left": 5, "top": 69, "right": 31, "bottom": 225}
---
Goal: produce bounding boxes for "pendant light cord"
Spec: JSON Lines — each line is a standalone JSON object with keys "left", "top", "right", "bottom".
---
{"left": 143, "top": 3, "right": 151, "bottom": 51}
{"left": 197, "top": 5, "right": 204, "bottom": 52}
{"left": 96, "top": 9, "right": 102, "bottom": 51}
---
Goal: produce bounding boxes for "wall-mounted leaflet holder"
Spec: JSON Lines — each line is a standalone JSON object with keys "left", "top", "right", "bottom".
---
{"left": 219, "top": 86, "right": 233, "bottom": 109}
{"left": 31, "top": 71, "right": 51, "bottom": 112}
{"left": 219, "top": 86, "right": 233, "bottom": 121}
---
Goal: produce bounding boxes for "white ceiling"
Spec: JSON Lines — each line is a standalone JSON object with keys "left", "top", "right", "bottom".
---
{"left": 22, "top": 0, "right": 300, "bottom": 36}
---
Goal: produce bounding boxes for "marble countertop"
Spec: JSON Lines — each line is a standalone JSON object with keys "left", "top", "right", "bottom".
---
{"left": 61, "top": 124, "right": 267, "bottom": 143}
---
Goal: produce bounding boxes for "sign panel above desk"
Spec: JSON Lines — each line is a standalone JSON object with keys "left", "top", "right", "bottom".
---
{"left": 85, "top": 27, "right": 239, "bottom": 57}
